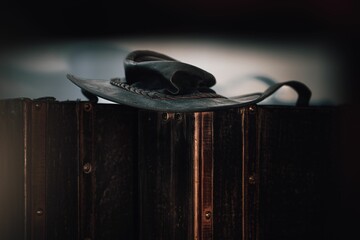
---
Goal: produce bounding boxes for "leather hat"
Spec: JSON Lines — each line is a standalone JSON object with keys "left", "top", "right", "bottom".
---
{"left": 67, "top": 50, "right": 311, "bottom": 112}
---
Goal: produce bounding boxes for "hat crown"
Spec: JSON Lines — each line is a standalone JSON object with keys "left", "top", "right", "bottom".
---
{"left": 124, "top": 50, "right": 216, "bottom": 95}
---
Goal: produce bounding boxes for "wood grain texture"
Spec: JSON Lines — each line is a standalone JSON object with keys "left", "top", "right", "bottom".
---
{"left": 213, "top": 108, "right": 245, "bottom": 240}
{"left": 257, "top": 106, "right": 337, "bottom": 240}
{"left": 0, "top": 100, "right": 27, "bottom": 239}
{"left": 194, "top": 112, "right": 214, "bottom": 240}
{"left": 45, "top": 101, "right": 79, "bottom": 239}
{"left": 0, "top": 99, "right": 340, "bottom": 240}
{"left": 138, "top": 111, "right": 195, "bottom": 240}
{"left": 79, "top": 102, "right": 137, "bottom": 239}
{"left": 92, "top": 104, "right": 138, "bottom": 239}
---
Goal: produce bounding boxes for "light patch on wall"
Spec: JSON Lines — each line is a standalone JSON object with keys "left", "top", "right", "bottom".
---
{"left": 13, "top": 53, "right": 70, "bottom": 73}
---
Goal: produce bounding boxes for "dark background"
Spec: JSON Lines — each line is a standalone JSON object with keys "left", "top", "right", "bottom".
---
{"left": 1, "top": 1, "right": 358, "bottom": 39}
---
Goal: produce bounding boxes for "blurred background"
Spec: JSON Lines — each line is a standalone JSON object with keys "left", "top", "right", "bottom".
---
{"left": 0, "top": 0, "right": 359, "bottom": 105}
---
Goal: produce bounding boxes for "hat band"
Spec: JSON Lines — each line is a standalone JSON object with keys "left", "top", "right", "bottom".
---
{"left": 110, "top": 78, "right": 225, "bottom": 100}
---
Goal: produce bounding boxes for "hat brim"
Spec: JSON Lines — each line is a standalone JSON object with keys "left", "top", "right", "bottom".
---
{"left": 67, "top": 74, "right": 265, "bottom": 112}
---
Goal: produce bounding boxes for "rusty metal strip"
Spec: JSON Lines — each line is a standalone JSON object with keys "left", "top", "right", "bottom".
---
{"left": 194, "top": 112, "right": 214, "bottom": 240}
{"left": 29, "top": 101, "right": 47, "bottom": 240}
{"left": 194, "top": 114, "right": 200, "bottom": 240}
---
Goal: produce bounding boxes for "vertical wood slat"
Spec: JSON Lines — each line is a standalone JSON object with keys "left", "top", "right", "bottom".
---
{"left": 29, "top": 100, "right": 80, "bottom": 239}
{"left": 29, "top": 101, "right": 47, "bottom": 240}
{"left": 242, "top": 106, "right": 259, "bottom": 240}
{"left": 92, "top": 104, "right": 138, "bottom": 239}
{"left": 45, "top": 102, "right": 79, "bottom": 239}
{"left": 194, "top": 112, "right": 214, "bottom": 240}
{"left": 0, "top": 100, "right": 27, "bottom": 239}
{"left": 257, "top": 106, "right": 337, "bottom": 240}
{"left": 138, "top": 111, "right": 193, "bottom": 240}
{"left": 213, "top": 109, "right": 244, "bottom": 240}
{"left": 138, "top": 111, "right": 172, "bottom": 240}
{"left": 79, "top": 102, "right": 95, "bottom": 240}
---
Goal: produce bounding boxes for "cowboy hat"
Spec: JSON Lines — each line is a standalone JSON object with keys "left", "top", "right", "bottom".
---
{"left": 67, "top": 50, "right": 311, "bottom": 112}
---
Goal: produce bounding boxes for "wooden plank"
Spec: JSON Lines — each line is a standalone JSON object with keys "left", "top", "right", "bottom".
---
{"left": 138, "top": 111, "right": 196, "bottom": 240}
{"left": 194, "top": 112, "right": 214, "bottom": 240}
{"left": 29, "top": 100, "right": 47, "bottom": 240}
{"left": 78, "top": 102, "right": 96, "bottom": 240}
{"left": 0, "top": 99, "right": 27, "bottom": 239}
{"left": 92, "top": 104, "right": 138, "bottom": 239}
{"left": 45, "top": 101, "right": 79, "bottom": 239}
{"left": 213, "top": 108, "right": 245, "bottom": 240}
{"left": 257, "top": 106, "right": 337, "bottom": 240}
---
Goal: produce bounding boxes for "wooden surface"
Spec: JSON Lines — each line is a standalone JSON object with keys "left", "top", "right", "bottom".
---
{"left": 213, "top": 108, "right": 245, "bottom": 240}
{"left": 138, "top": 112, "right": 195, "bottom": 240}
{"left": 0, "top": 99, "right": 340, "bottom": 239}
{"left": 0, "top": 100, "right": 26, "bottom": 239}
{"left": 257, "top": 106, "right": 338, "bottom": 240}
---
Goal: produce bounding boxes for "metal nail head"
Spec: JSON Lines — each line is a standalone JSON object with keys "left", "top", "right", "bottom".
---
{"left": 249, "top": 175, "right": 256, "bottom": 185}
{"left": 205, "top": 211, "right": 212, "bottom": 220}
{"left": 84, "top": 103, "right": 92, "bottom": 112}
{"left": 175, "top": 113, "right": 182, "bottom": 121}
{"left": 36, "top": 208, "right": 44, "bottom": 216}
{"left": 162, "top": 112, "right": 169, "bottom": 121}
{"left": 83, "top": 163, "right": 92, "bottom": 174}
{"left": 35, "top": 103, "right": 41, "bottom": 110}
{"left": 249, "top": 105, "right": 256, "bottom": 113}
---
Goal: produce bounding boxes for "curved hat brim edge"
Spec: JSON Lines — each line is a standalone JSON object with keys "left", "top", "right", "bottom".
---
{"left": 66, "top": 74, "right": 268, "bottom": 112}
{"left": 67, "top": 74, "right": 311, "bottom": 112}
